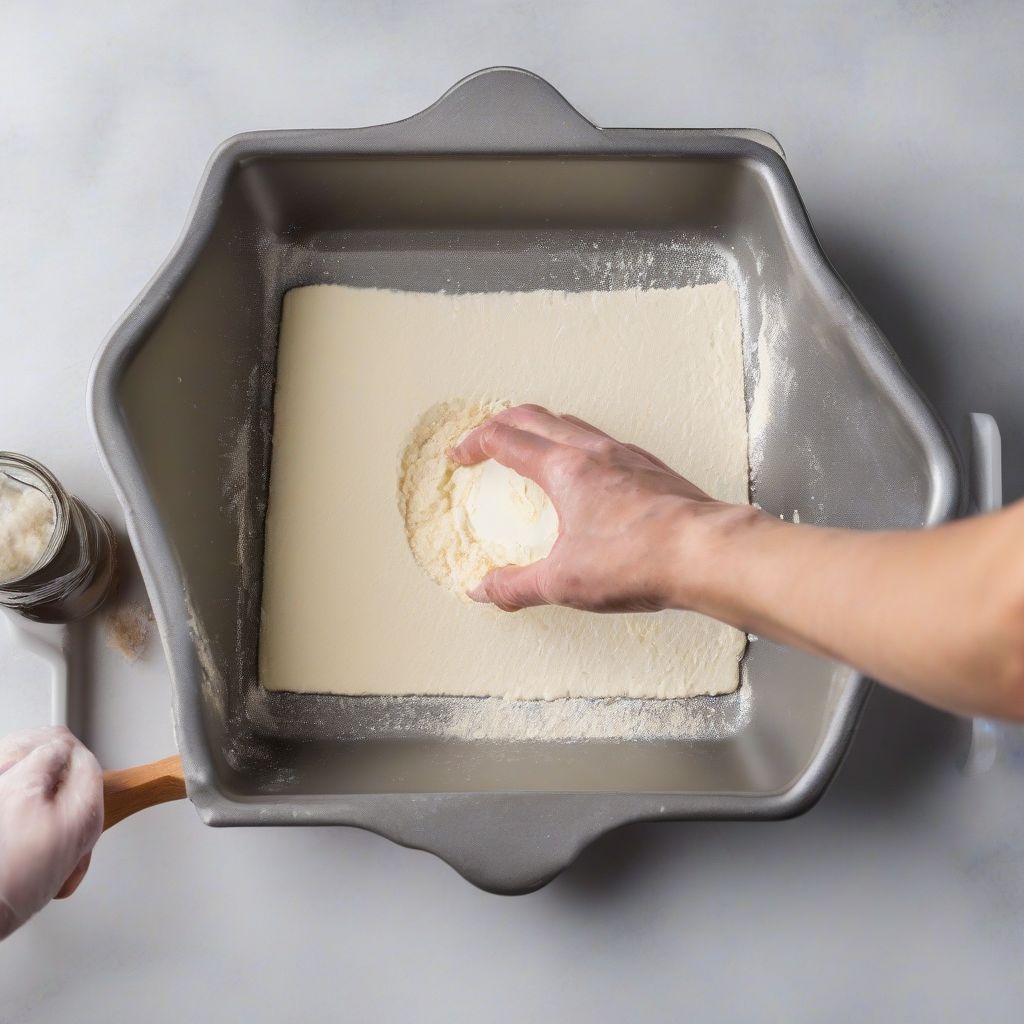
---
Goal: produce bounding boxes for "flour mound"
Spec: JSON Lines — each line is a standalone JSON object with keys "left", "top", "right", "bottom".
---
{"left": 399, "top": 399, "right": 559, "bottom": 596}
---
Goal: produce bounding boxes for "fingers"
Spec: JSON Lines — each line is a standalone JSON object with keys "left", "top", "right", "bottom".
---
{"left": 60, "top": 742, "right": 104, "bottom": 852}
{"left": 1, "top": 730, "right": 103, "bottom": 845}
{"left": 55, "top": 852, "right": 91, "bottom": 900}
{"left": 561, "top": 414, "right": 615, "bottom": 440}
{"left": 495, "top": 405, "right": 611, "bottom": 450}
{"left": 0, "top": 729, "right": 102, "bottom": 937}
{"left": 552, "top": 411, "right": 677, "bottom": 470}
{"left": 455, "top": 406, "right": 667, "bottom": 478}
{"left": 0, "top": 726, "right": 73, "bottom": 776}
{"left": 624, "top": 443, "right": 677, "bottom": 474}
{"left": 468, "top": 563, "right": 549, "bottom": 612}
{"left": 4, "top": 735, "right": 73, "bottom": 798}
{"left": 450, "top": 421, "right": 554, "bottom": 484}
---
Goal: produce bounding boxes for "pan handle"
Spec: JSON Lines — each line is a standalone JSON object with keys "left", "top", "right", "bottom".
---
{"left": 962, "top": 414, "right": 1003, "bottom": 775}
{"left": 102, "top": 754, "right": 185, "bottom": 830}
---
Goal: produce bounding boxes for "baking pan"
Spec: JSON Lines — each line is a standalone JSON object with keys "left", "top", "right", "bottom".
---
{"left": 89, "top": 67, "right": 961, "bottom": 893}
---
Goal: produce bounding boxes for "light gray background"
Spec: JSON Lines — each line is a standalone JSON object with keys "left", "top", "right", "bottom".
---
{"left": 2, "top": 1, "right": 1023, "bottom": 1020}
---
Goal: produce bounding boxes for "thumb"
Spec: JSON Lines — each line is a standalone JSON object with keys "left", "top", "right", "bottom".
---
{"left": 469, "top": 563, "right": 548, "bottom": 612}
{"left": 55, "top": 852, "right": 93, "bottom": 900}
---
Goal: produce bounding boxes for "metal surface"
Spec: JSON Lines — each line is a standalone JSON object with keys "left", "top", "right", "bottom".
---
{"left": 963, "top": 414, "right": 1004, "bottom": 776}
{"left": 89, "top": 67, "right": 960, "bottom": 893}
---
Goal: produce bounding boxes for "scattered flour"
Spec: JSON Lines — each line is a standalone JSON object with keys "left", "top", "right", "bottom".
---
{"left": 746, "top": 287, "right": 795, "bottom": 488}
{"left": 434, "top": 685, "right": 752, "bottom": 741}
{"left": 103, "top": 601, "right": 154, "bottom": 662}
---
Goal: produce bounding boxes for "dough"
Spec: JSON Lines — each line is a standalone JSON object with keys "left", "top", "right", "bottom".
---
{"left": 399, "top": 399, "right": 559, "bottom": 596}
{"left": 261, "top": 283, "right": 748, "bottom": 700}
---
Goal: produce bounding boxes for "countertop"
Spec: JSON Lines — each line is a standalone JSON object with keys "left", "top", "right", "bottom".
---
{"left": 1, "top": 2, "right": 1022, "bottom": 1020}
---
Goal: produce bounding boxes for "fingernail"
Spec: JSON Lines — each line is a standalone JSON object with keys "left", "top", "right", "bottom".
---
{"left": 467, "top": 583, "right": 488, "bottom": 603}
{"left": 447, "top": 445, "right": 463, "bottom": 464}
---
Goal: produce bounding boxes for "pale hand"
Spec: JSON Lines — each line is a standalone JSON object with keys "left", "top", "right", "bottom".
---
{"left": 0, "top": 727, "right": 103, "bottom": 941}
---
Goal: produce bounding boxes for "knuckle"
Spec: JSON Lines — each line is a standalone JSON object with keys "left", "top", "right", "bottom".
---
{"left": 478, "top": 421, "right": 505, "bottom": 452}
{"left": 623, "top": 443, "right": 656, "bottom": 466}
{"left": 551, "top": 571, "right": 585, "bottom": 609}
{"left": 485, "top": 574, "right": 513, "bottom": 608}
{"left": 548, "top": 447, "right": 585, "bottom": 480}
{"left": 562, "top": 569, "right": 585, "bottom": 596}
{"left": 490, "top": 589, "right": 522, "bottom": 613}
{"left": 534, "top": 572, "right": 560, "bottom": 607}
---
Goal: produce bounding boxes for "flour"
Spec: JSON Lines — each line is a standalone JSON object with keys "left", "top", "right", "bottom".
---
{"left": 103, "top": 601, "right": 154, "bottom": 662}
{"left": 747, "top": 286, "right": 795, "bottom": 487}
{"left": 261, "top": 283, "right": 749, "bottom": 701}
{"left": 0, "top": 472, "right": 55, "bottom": 583}
{"left": 433, "top": 673, "right": 753, "bottom": 740}
{"left": 399, "top": 399, "right": 558, "bottom": 596}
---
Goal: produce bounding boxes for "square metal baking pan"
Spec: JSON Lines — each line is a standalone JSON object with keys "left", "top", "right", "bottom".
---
{"left": 90, "top": 68, "right": 960, "bottom": 893}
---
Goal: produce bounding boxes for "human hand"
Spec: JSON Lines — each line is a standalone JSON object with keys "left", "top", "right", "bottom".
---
{"left": 0, "top": 726, "right": 103, "bottom": 941}
{"left": 449, "top": 404, "right": 730, "bottom": 612}
{"left": 453, "top": 407, "right": 1024, "bottom": 722}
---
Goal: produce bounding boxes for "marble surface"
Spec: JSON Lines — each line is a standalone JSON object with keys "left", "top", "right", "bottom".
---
{"left": 1, "top": 1, "right": 1022, "bottom": 1020}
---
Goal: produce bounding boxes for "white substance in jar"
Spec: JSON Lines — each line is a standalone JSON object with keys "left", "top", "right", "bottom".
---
{"left": 0, "top": 473, "right": 56, "bottom": 582}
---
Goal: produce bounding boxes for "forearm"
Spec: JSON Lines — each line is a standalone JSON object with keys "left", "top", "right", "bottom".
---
{"left": 676, "top": 501, "right": 1024, "bottom": 719}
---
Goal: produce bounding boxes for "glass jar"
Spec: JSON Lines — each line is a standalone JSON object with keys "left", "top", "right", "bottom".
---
{"left": 0, "top": 453, "right": 118, "bottom": 622}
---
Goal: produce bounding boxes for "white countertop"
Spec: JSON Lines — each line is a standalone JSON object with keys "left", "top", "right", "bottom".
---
{"left": 1, "top": 2, "right": 1022, "bottom": 1020}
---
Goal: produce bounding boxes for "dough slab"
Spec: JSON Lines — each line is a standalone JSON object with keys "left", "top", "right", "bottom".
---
{"left": 260, "top": 284, "right": 749, "bottom": 700}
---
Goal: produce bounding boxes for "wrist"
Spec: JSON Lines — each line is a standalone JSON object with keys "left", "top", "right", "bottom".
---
{"left": 659, "top": 498, "right": 768, "bottom": 612}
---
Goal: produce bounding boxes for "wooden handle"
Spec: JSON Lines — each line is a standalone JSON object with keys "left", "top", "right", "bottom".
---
{"left": 102, "top": 754, "right": 186, "bottom": 831}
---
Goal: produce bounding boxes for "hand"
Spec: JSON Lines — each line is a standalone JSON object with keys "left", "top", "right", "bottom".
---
{"left": 449, "top": 403, "right": 728, "bottom": 612}
{"left": 0, "top": 726, "right": 103, "bottom": 941}
{"left": 454, "top": 405, "right": 1024, "bottom": 721}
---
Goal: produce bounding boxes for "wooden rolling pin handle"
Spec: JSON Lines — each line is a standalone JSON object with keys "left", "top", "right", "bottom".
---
{"left": 102, "top": 754, "right": 186, "bottom": 831}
